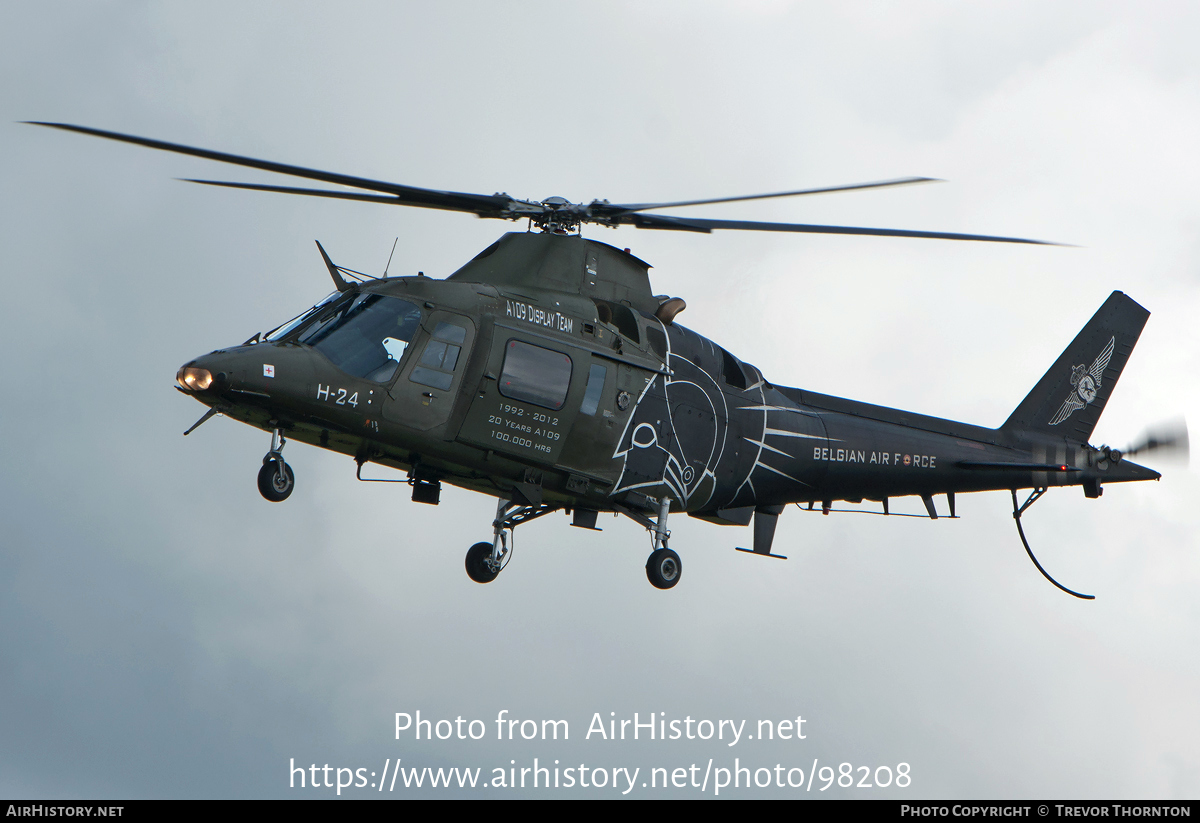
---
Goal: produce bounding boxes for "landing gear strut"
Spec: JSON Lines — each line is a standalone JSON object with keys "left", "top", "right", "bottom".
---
{"left": 616, "top": 496, "right": 683, "bottom": 590}
{"left": 463, "top": 497, "right": 557, "bottom": 584}
{"left": 645, "top": 497, "right": 681, "bottom": 589}
{"left": 257, "top": 427, "right": 294, "bottom": 502}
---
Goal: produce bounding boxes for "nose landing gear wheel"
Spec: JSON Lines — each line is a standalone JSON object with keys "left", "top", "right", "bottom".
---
{"left": 257, "top": 459, "right": 294, "bottom": 502}
{"left": 465, "top": 542, "right": 499, "bottom": 584}
{"left": 646, "top": 548, "right": 681, "bottom": 590}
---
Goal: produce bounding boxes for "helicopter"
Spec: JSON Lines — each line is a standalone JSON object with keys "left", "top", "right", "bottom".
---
{"left": 30, "top": 122, "right": 1185, "bottom": 596}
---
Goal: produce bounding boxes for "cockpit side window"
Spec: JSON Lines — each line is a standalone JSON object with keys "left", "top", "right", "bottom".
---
{"left": 298, "top": 293, "right": 422, "bottom": 382}
{"left": 410, "top": 321, "right": 468, "bottom": 391}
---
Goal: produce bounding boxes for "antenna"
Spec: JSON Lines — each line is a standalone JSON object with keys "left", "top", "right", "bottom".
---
{"left": 383, "top": 237, "right": 398, "bottom": 278}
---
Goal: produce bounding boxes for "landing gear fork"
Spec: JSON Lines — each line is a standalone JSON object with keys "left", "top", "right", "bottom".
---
{"left": 463, "top": 497, "right": 558, "bottom": 584}
{"left": 257, "top": 426, "right": 295, "bottom": 502}
{"left": 488, "top": 497, "right": 512, "bottom": 574}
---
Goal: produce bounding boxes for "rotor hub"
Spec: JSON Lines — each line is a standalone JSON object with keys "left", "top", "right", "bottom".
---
{"left": 533, "top": 196, "right": 586, "bottom": 235}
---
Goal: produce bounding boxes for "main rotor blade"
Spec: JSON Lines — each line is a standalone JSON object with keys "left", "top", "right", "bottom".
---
{"left": 27, "top": 121, "right": 519, "bottom": 217}
{"left": 622, "top": 212, "right": 1062, "bottom": 245}
{"left": 183, "top": 179, "right": 410, "bottom": 206}
{"left": 29, "top": 122, "right": 1066, "bottom": 244}
{"left": 605, "top": 177, "right": 940, "bottom": 214}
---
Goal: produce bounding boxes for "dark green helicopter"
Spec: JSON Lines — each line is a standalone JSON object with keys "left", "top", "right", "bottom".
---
{"left": 32, "top": 122, "right": 1185, "bottom": 597}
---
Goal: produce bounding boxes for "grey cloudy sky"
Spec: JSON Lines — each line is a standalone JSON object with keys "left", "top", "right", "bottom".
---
{"left": 2, "top": 1, "right": 1199, "bottom": 798}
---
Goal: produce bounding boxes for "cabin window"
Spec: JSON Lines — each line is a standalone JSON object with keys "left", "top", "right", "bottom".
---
{"left": 646, "top": 327, "right": 667, "bottom": 358}
{"left": 297, "top": 293, "right": 422, "bottom": 382}
{"left": 580, "top": 364, "right": 608, "bottom": 416}
{"left": 720, "top": 347, "right": 748, "bottom": 390}
{"left": 593, "top": 299, "right": 641, "bottom": 344}
{"left": 410, "top": 321, "right": 468, "bottom": 391}
{"left": 499, "top": 339, "right": 572, "bottom": 410}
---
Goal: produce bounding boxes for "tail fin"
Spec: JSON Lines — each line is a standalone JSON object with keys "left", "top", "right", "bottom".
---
{"left": 1002, "top": 291, "right": 1149, "bottom": 443}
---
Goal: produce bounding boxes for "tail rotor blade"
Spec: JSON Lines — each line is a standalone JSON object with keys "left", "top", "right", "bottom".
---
{"left": 1123, "top": 418, "right": 1189, "bottom": 463}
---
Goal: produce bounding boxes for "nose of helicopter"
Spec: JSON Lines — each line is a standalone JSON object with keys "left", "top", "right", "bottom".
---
{"left": 176, "top": 344, "right": 316, "bottom": 402}
{"left": 176, "top": 348, "right": 243, "bottom": 395}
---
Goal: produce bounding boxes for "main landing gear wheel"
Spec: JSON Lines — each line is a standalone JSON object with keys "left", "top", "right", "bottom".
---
{"left": 257, "top": 459, "right": 294, "bottom": 502}
{"left": 465, "top": 542, "right": 499, "bottom": 584}
{"left": 646, "top": 548, "right": 682, "bottom": 590}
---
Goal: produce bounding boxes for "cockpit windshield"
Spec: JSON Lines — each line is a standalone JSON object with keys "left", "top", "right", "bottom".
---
{"left": 264, "top": 291, "right": 341, "bottom": 342}
{"left": 297, "top": 292, "right": 422, "bottom": 382}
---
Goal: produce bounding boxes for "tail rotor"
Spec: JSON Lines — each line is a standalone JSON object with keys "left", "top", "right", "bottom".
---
{"left": 1101, "top": 418, "right": 1189, "bottom": 467}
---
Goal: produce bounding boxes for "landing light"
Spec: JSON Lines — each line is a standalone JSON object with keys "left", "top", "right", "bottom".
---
{"left": 177, "top": 367, "right": 213, "bottom": 392}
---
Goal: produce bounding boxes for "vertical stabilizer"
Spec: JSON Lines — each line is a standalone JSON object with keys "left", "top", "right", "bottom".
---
{"left": 1002, "top": 291, "right": 1149, "bottom": 443}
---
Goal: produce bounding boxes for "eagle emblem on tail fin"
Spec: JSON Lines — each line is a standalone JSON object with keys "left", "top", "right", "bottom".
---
{"left": 1049, "top": 336, "right": 1114, "bottom": 425}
